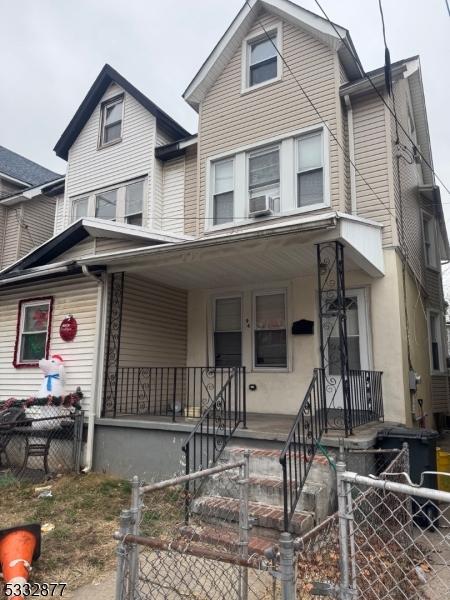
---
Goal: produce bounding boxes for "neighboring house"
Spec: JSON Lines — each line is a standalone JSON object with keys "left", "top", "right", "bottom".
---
{"left": 0, "top": 0, "right": 448, "bottom": 483}
{"left": 0, "top": 145, "right": 63, "bottom": 269}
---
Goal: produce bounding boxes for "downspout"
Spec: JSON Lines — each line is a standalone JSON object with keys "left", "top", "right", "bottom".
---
{"left": 344, "top": 95, "right": 357, "bottom": 215}
{"left": 81, "top": 264, "right": 105, "bottom": 472}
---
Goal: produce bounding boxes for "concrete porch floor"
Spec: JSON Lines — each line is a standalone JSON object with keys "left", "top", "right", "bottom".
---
{"left": 97, "top": 412, "right": 397, "bottom": 449}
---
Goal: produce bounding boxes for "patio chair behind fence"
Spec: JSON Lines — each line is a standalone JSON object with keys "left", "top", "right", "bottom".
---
{"left": 0, "top": 406, "right": 84, "bottom": 484}
{"left": 114, "top": 455, "right": 294, "bottom": 600}
{"left": 295, "top": 444, "right": 450, "bottom": 599}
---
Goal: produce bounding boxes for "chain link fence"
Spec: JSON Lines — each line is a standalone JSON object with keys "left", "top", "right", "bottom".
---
{"left": 0, "top": 402, "right": 84, "bottom": 484}
{"left": 114, "top": 456, "right": 289, "bottom": 599}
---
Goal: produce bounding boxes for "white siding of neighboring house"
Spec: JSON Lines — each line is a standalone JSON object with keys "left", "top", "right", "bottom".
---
{"left": 19, "top": 197, "right": 56, "bottom": 258}
{"left": 54, "top": 195, "right": 65, "bottom": 235}
{"left": 161, "top": 157, "right": 185, "bottom": 235}
{"left": 1, "top": 207, "right": 21, "bottom": 268}
{"left": 0, "top": 276, "right": 99, "bottom": 409}
{"left": 64, "top": 82, "right": 157, "bottom": 230}
{"left": 184, "top": 145, "right": 198, "bottom": 237}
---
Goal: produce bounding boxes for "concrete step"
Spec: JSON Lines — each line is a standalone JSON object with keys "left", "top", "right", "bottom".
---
{"left": 191, "top": 495, "right": 314, "bottom": 536}
{"left": 179, "top": 524, "right": 275, "bottom": 556}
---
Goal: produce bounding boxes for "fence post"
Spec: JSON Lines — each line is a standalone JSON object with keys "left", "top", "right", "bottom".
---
{"left": 128, "top": 476, "right": 141, "bottom": 600}
{"left": 115, "top": 509, "right": 132, "bottom": 600}
{"left": 337, "top": 458, "right": 351, "bottom": 600}
{"left": 239, "top": 450, "right": 250, "bottom": 600}
{"left": 279, "top": 532, "right": 296, "bottom": 600}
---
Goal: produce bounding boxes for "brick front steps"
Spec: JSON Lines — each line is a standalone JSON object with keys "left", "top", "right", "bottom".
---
{"left": 179, "top": 525, "right": 275, "bottom": 556}
{"left": 192, "top": 496, "right": 314, "bottom": 537}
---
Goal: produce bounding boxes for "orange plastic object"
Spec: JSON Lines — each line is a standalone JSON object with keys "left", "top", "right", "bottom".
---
{"left": 0, "top": 525, "right": 41, "bottom": 600}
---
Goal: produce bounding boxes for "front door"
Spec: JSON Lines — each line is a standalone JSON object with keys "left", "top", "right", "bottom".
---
{"left": 325, "top": 288, "right": 371, "bottom": 409}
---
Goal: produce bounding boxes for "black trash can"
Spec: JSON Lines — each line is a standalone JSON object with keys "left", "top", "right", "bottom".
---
{"left": 376, "top": 427, "right": 439, "bottom": 528}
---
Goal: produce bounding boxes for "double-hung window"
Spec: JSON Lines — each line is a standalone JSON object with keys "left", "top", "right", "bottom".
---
{"left": 423, "top": 213, "right": 439, "bottom": 269}
{"left": 254, "top": 291, "right": 287, "bottom": 368}
{"left": 247, "top": 31, "right": 278, "bottom": 87}
{"left": 297, "top": 131, "right": 324, "bottom": 207}
{"left": 248, "top": 146, "right": 280, "bottom": 214}
{"left": 125, "top": 181, "right": 144, "bottom": 226}
{"left": 71, "top": 197, "right": 88, "bottom": 222}
{"left": 429, "top": 311, "right": 444, "bottom": 373}
{"left": 100, "top": 95, "right": 123, "bottom": 146}
{"left": 214, "top": 297, "right": 242, "bottom": 367}
{"left": 213, "top": 159, "right": 234, "bottom": 226}
{"left": 95, "top": 189, "right": 117, "bottom": 221}
{"left": 14, "top": 298, "right": 53, "bottom": 367}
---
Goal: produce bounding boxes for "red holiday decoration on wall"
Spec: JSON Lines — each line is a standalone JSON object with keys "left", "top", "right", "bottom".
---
{"left": 60, "top": 315, "right": 78, "bottom": 342}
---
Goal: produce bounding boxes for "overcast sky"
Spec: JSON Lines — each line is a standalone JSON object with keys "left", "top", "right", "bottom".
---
{"left": 1, "top": 0, "right": 449, "bottom": 287}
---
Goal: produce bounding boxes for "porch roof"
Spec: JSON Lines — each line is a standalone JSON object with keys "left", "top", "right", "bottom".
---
{"left": 77, "top": 212, "right": 384, "bottom": 289}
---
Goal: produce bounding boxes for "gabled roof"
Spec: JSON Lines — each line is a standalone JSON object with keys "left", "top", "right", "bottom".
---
{"left": 1, "top": 217, "right": 191, "bottom": 276}
{"left": 183, "top": 0, "right": 361, "bottom": 111}
{"left": 0, "top": 145, "right": 61, "bottom": 187}
{"left": 54, "top": 64, "right": 190, "bottom": 161}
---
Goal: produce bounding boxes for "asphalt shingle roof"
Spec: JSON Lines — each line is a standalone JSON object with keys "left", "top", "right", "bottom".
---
{"left": 0, "top": 145, "right": 61, "bottom": 187}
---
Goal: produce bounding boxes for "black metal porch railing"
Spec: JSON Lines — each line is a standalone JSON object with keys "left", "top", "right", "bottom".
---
{"left": 182, "top": 367, "right": 246, "bottom": 495}
{"left": 102, "top": 366, "right": 246, "bottom": 421}
{"left": 279, "top": 368, "right": 327, "bottom": 532}
{"left": 280, "top": 368, "right": 384, "bottom": 531}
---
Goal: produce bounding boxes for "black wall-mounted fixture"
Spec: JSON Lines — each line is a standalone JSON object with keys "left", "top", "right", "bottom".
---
{"left": 249, "top": 384, "right": 257, "bottom": 391}
{"left": 292, "top": 319, "right": 314, "bottom": 335}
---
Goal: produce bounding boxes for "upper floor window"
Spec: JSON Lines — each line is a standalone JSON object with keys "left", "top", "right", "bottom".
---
{"left": 72, "top": 197, "right": 88, "bottom": 222}
{"left": 14, "top": 297, "right": 53, "bottom": 368}
{"left": 243, "top": 25, "right": 281, "bottom": 92}
{"left": 96, "top": 189, "right": 117, "bottom": 220}
{"left": 248, "top": 146, "right": 280, "bottom": 215}
{"left": 297, "top": 131, "right": 324, "bottom": 207}
{"left": 422, "top": 212, "right": 439, "bottom": 269}
{"left": 125, "top": 181, "right": 144, "bottom": 226}
{"left": 100, "top": 95, "right": 123, "bottom": 147}
{"left": 428, "top": 311, "right": 444, "bottom": 373}
{"left": 213, "top": 159, "right": 234, "bottom": 226}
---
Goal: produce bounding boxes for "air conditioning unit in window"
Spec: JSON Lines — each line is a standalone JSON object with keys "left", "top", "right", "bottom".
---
{"left": 248, "top": 195, "right": 279, "bottom": 218}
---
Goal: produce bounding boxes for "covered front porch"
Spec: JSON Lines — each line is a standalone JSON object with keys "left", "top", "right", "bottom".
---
{"left": 91, "top": 213, "right": 385, "bottom": 439}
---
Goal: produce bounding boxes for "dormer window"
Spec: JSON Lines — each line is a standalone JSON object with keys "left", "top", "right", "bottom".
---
{"left": 242, "top": 24, "right": 282, "bottom": 92}
{"left": 100, "top": 95, "right": 123, "bottom": 147}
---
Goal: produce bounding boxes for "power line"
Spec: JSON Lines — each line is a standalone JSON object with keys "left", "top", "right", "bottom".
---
{"left": 313, "top": 0, "right": 450, "bottom": 197}
{"left": 446, "top": 0, "right": 450, "bottom": 17}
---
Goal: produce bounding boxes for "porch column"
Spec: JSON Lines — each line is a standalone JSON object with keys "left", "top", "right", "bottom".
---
{"left": 101, "top": 272, "right": 125, "bottom": 418}
{"left": 317, "top": 242, "right": 352, "bottom": 435}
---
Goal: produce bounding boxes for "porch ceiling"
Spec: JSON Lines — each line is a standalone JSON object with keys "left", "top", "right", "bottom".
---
{"left": 78, "top": 213, "right": 384, "bottom": 290}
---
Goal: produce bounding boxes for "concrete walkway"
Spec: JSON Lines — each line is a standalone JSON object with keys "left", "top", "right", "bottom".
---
{"left": 67, "top": 572, "right": 115, "bottom": 599}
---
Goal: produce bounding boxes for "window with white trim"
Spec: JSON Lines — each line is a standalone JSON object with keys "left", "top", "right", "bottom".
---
{"left": 254, "top": 291, "right": 287, "bottom": 368}
{"left": 14, "top": 298, "right": 52, "bottom": 366}
{"left": 429, "top": 311, "right": 444, "bottom": 373}
{"left": 214, "top": 297, "right": 242, "bottom": 367}
{"left": 248, "top": 146, "right": 280, "bottom": 214}
{"left": 296, "top": 131, "right": 324, "bottom": 207}
{"left": 423, "top": 213, "right": 439, "bottom": 269}
{"left": 71, "top": 197, "right": 88, "bottom": 222}
{"left": 96, "top": 189, "right": 118, "bottom": 221}
{"left": 125, "top": 181, "right": 144, "bottom": 226}
{"left": 100, "top": 95, "right": 123, "bottom": 146}
{"left": 213, "top": 159, "right": 234, "bottom": 226}
{"left": 247, "top": 31, "right": 278, "bottom": 87}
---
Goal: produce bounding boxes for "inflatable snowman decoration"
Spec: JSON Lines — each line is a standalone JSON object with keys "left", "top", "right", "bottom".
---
{"left": 38, "top": 355, "right": 66, "bottom": 398}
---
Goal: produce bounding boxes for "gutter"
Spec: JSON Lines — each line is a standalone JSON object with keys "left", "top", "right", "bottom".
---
{"left": 344, "top": 95, "right": 357, "bottom": 215}
{"left": 155, "top": 135, "right": 198, "bottom": 161}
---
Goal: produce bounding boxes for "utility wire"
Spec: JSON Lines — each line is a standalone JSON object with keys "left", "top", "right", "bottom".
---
{"left": 313, "top": 0, "right": 450, "bottom": 197}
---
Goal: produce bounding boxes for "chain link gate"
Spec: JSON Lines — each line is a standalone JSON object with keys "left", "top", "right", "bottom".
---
{"left": 114, "top": 456, "right": 298, "bottom": 599}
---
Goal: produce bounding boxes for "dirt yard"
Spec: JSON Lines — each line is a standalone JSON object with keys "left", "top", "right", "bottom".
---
{"left": 0, "top": 473, "right": 131, "bottom": 595}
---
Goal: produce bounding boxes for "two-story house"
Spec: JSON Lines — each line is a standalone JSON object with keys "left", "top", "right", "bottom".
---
{"left": 0, "top": 0, "right": 448, "bottom": 480}
{"left": 0, "top": 145, "right": 63, "bottom": 270}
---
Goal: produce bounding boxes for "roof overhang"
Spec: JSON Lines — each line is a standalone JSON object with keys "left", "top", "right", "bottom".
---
{"left": 76, "top": 212, "right": 384, "bottom": 289}
{"left": 183, "top": 0, "right": 361, "bottom": 111}
{"left": 0, "top": 171, "right": 29, "bottom": 188}
{"left": 155, "top": 135, "right": 198, "bottom": 161}
{"left": 54, "top": 64, "right": 190, "bottom": 160}
{"left": 418, "top": 185, "right": 450, "bottom": 262}
{"left": 339, "top": 62, "right": 409, "bottom": 98}
{"left": 0, "top": 177, "right": 65, "bottom": 206}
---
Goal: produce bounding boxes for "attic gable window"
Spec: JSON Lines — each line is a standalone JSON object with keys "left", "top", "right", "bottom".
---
{"left": 99, "top": 95, "right": 123, "bottom": 147}
{"left": 243, "top": 25, "right": 281, "bottom": 91}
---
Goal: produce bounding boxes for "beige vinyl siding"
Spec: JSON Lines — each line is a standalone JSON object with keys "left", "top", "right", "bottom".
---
{"left": 0, "top": 276, "right": 98, "bottom": 409}
{"left": 161, "top": 157, "right": 185, "bottom": 235}
{"left": 54, "top": 194, "right": 65, "bottom": 234}
{"left": 152, "top": 128, "right": 174, "bottom": 230}
{"left": 352, "top": 92, "right": 394, "bottom": 245}
{"left": 119, "top": 274, "right": 187, "bottom": 368}
{"left": 0, "top": 205, "right": 5, "bottom": 261}
{"left": 19, "top": 197, "right": 56, "bottom": 258}
{"left": 1, "top": 207, "right": 21, "bottom": 268}
{"left": 65, "top": 82, "right": 155, "bottom": 229}
{"left": 184, "top": 145, "right": 198, "bottom": 236}
{"left": 198, "top": 12, "right": 340, "bottom": 233}
{"left": 431, "top": 376, "right": 450, "bottom": 413}
{"left": 49, "top": 236, "right": 149, "bottom": 263}
{"left": 95, "top": 238, "right": 150, "bottom": 255}
{"left": 50, "top": 237, "right": 96, "bottom": 263}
